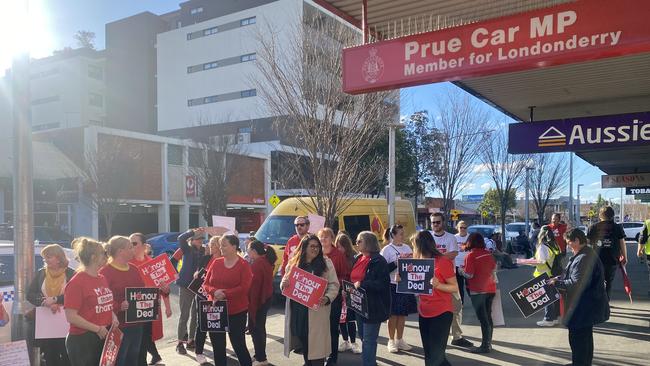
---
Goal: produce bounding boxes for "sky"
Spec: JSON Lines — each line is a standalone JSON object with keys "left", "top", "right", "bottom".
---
{"left": 0, "top": 0, "right": 630, "bottom": 205}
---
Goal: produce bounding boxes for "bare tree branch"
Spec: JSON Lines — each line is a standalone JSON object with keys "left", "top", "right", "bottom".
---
{"left": 529, "top": 153, "right": 569, "bottom": 223}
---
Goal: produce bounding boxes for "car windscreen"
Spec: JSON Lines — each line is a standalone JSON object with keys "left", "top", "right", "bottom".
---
{"left": 468, "top": 227, "right": 495, "bottom": 238}
{"left": 0, "top": 255, "right": 44, "bottom": 286}
{"left": 255, "top": 215, "right": 296, "bottom": 245}
{"left": 506, "top": 224, "right": 526, "bottom": 233}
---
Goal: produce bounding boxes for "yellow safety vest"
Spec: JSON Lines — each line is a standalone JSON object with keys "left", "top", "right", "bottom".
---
{"left": 643, "top": 219, "right": 650, "bottom": 255}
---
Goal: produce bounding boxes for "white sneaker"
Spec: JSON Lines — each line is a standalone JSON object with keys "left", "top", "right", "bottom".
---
{"left": 536, "top": 319, "right": 557, "bottom": 327}
{"left": 350, "top": 341, "right": 362, "bottom": 354}
{"left": 396, "top": 338, "right": 412, "bottom": 351}
{"left": 387, "top": 339, "right": 399, "bottom": 353}
{"left": 338, "top": 340, "right": 351, "bottom": 352}
{"left": 196, "top": 354, "right": 207, "bottom": 364}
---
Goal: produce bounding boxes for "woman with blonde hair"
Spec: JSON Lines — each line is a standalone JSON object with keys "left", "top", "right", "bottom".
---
{"left": 27, "top": 244, "right": 76, "bottom": 366}
{"left": 64, "top": 237, "right": 118, "bottom": 366}
{"left": 99, "top": 236, "right": 146, "bottom": 366}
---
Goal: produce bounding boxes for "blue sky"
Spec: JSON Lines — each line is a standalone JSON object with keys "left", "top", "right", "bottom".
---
{"left": 0, "top": 0, "right": 628, "bottom": 204}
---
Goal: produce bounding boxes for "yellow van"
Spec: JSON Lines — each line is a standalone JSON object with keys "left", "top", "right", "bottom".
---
{"left": 255, "top": 197, "right": 416, "bottom": 275}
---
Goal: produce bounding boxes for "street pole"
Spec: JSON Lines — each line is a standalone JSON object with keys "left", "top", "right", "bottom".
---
{"left": 577, "top": 184, "right": 584, "bottom": 226}
{"left": 525, "top": 167, "right": 532, "bottom": 236}
{"left": 388, "top": 123, "right": 396, "bottom": 227}
{"left": 568, "top": 152, "right": 573, "bottom": 225}
{"left": 620, "top": 187, "right": 624, "bottom": 222}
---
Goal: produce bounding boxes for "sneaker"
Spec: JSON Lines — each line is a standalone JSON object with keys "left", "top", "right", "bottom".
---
{"left": 451, "top": 338, "right": 474, "bottom": 348}
{"left": 469, "top": 345, "right": 491, "bottom": 354}
{"left": 338, "top": 340, "right": 351, "bottom": 352}
{"left": 396, "top": 338, "right": 412, "bottom": 351}
{"left": 387, "top": 339, "right": 399, "bottom": 353}
{"left": 252, "top": 360, "right": 269, "bottom": 366}
{"left": 148, "top": 356, "right": 162, "bottom": 365}
{"left": 195, "top": 354, "right": 207, "bottom": 364}
{"left": 536, "top": 319, "right": 557, "bottom": 327}
{"left": 176, "top": 342, "right": 187, "bottom": 355}
{"left": 350, "top": 342, "right": 362, "bottom": 354}
{"left": 186, "top": 339, "right": 196, "bottom": 350}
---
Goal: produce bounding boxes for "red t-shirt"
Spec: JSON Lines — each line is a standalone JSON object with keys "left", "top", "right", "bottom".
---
{"left": 463, "top": 249, "right": 497, "bottom": 294}
{"left": 281, "top": 234, "right": 302, "bottom": 276}
{"left": 203, "top": 257, "right": 253, "bottom": 315}
{"left": 64, "top": 271, "right": 114, "bottom": 335}
{"left": 129, "top": 255, "right": 152, "bottom": 267}
{"left": 350, "top": 255, "right": 371, "bottom": 283}
{"left": 548, "top": 223, "right": 568, "bottom": 253}
{"left": 98, "top": 263, "right": 145, "bottom": 327}
{"left": 418, "top": 256, "right": 455, "bottom": 318}
{"left": 326, "top": 247, "right": 350, "bottom": 284}
{"left": 248, "top": 258, "right": 274, "bottom": 325}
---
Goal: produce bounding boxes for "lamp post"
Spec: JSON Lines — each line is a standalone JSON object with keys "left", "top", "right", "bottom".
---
{"left": 576, "top": 184, "right": 584, "bottom": 226}
{"left": 568, "top": 152, "right": 574, "bottom": 225}
{"left": 525, "top": 167, "right": 534, "bottom": 236}
{"left": 388, "top": 121, "right": 404, "bottom": 226}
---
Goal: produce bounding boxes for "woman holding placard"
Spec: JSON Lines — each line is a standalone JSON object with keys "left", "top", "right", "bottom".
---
{"left": 64, "top": 237, "right": 119, "bottom": 366}
{"left": 411, "top": 231, "right": 457, "bottom": 366}
{"left": 281, "top": 234, "right": 340, "bottom": 366}
{"left": 193, "top": 235, "right": 223, "bottom": 364}
{"left": 202, "top": 234, "right": 253, "bottom": 366}
{"left": 27, "top": 244, "right": 75, "bottom": 366}
{"left": 458, "top": 233, "right": 497, "bottom": 354}
{"left": 350, "top": 231, "right": 390, "bottom": 366}
{"left": 247, "top": 239, "right": 277, "bottom": 366}
{"left": 335, "top": 232, "right": 362, "bottom": 354}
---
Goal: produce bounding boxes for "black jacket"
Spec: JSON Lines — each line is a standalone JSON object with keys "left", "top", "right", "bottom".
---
{"left": 354, "top": 253, "right": 391, "bottom": 323}
{"left": 27, "top": 267, "right": 76, "bottom": 307}
{"left": 556, "top": 246, "right": 609, "bottom": 330}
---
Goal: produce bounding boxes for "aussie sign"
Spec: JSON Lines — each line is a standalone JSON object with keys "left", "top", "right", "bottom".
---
{"left": 125, "top": 287, "right": 159, "bottom": 323}
{"left": 602, "top": 173, "right": 650, "bottom": 189}
{"left": 99, "top": 325, "right": 123, "bottom": 366}
{"left": 509, "top": 273, "right": 560, "bottom": 318}
{"left": 187, "top": 268, "right": 208, "bottom": 300}
{"left": 137, "top": 254, "right": 178, "bottom": 287}
{"left": 342, "top": 280, "right": 368, "bottom": 318}
{"left": 397, "top": 258, "right": 434, "bottom": 295}
{"left": 199, "top": 300, "right": 229, "bottom": 332}
{"left": 343, "top": 0, "right": 650, "bottom": 94}
{"left": 281, "top": 266, "right": 328, "bottom": 309}
{"left": 508, "top": 112, "right": 650, "bottom": 154}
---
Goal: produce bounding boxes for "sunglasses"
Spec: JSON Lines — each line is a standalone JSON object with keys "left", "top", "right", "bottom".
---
{"left": 459, "top": 227, "right": 467, "bottom": 229}
{"left": 432, "top": 221, "right": 442, "bottom": 224}
{"left": 294, "top": 223, "right": 307, "bottom": 227}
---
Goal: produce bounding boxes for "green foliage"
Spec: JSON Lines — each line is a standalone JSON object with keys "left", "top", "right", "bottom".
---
{"left": 479, "top": 188, "right": 517, "bottom": 218}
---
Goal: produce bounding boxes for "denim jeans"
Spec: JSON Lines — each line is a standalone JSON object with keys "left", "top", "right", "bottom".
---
{"left": 117, "top": 325, "right": 143, "bottom": 366}
{"left": 544, "top": 299, "right": 559, "bottom": 321}
{"left": 357, "top": 321, "right": 381, "bottom": 366}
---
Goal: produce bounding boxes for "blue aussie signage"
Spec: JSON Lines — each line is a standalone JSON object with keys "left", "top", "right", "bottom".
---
{"left": 508, "top": 111, "right": 650, "bottom": 154}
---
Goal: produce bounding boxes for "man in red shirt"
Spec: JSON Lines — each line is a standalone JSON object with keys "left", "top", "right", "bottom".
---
{"left": 280, "top": 215, "right": 310, "bottom": 276}
{"left": 548, "top": 213, "right": 568, "bottom": 253}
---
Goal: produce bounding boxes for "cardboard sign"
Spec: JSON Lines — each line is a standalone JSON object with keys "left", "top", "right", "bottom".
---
{"left": 308, "top": 214, "right": 326, "bottom": 234}
{"left": 0, "top": 340, "right": 30, "bottom": 366}
{"left": 509, "top": 273, "right": 560, "bottom": 318}
{"left": 396, "top": 258, "right": 435, "bottom": 295}
{"left": 199, "top": 300, "right": 229, "bottom": 332}
{"left": 137, "top": 253, "right": 178, "bottom": 287}
{"left": 491, "top": 290, "right": 505, "bottom": 326}
{"left": 339, "top": 298, "right": 347, "bottom": 324}
{"left": 99, "top": 325, "right": 123, "bottom": 366}
{"left": 187, "top": 268, "right": 208, "bottom": 300}
{"left": 342, "top": 280, "right": 368, "bottom": 318}
{"left": 211, "top": 215, "right": 236, "bottom": 234}
{"left": 281, "top": 266, "right": 328, "bottom": 309}
{"left": 35, "top": 306, "right": 69, "bottom": 338}
{"left": 125, "top": 287, "right": 160, "bottom": 323}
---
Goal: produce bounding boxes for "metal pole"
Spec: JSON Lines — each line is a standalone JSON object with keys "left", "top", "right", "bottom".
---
{"left": 576, "top": 184, "right": 583, "bottom": 226}
{"left": 568, "top": 152, "right": 573, "bottom": 225}
{"left": 620, "top": 188, "right": 624, "bottom": 222}
{"left": 525, "top": 167, "right": 531, "bottom": 236}
{"left": 388, "top": 124, "right": 396, "bottom": 227}
{"left": 362, "top": 0, "right": 369, "bottom": 43}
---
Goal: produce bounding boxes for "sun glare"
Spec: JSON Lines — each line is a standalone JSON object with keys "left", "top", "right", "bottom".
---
{"left": 0, "top": 0, "right": 54, "bottom": 72}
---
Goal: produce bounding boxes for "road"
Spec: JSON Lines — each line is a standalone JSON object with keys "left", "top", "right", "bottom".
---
{"left": 155, "top": 242, "right": 649, "bottom": 366}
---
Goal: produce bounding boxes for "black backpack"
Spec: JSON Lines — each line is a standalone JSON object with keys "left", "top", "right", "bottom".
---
{"left": 543, "top": 242, "right": 563, "bottom": 276}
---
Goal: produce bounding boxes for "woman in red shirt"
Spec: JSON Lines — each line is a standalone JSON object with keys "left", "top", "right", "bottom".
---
{"left": 202, "top": 234, "right": 253, "bottom": 366}
{"left": 99, "top": 236, "right": 146, "bottom": 366}
{"left": 411, "top": 231, "right": 457, "bottom": 366}
{"left": 459, "top": 233, "right": 497, "bottom": 354}
{"left": 194, "top": 235, "right": 223, "bottom": 364}
{"left": 64, "top": 237, "right": 118, "bottom": 366}
{"left": 247, "top": 239, "right": 277, "bottom": 366}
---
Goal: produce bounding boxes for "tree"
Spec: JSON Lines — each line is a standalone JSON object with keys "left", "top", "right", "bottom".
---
{"left": 478, "top": 188, "right": 517, "bottom": 222}
{"left": 433, "top": 90, "right": 491, "bottom": 218}
{"left": 254, "top": 10, "right": 395, "bottom": 226}
{"left": 74, "top": 30, "right": 96, "bottom": 49}
{"left": 529, "top": 153, "right": 569, "bottom": 223}
{"left": 480, "top": 129, "right": 532, "bottom": 237}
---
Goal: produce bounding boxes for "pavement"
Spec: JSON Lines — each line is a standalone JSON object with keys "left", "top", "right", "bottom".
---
{"left": 155, "top": 242, "right": 649, "bottom": 366}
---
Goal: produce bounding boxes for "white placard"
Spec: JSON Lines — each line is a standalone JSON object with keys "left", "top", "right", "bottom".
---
{"left": 454, "top": 251, "right": 468, "bottom": 267}
{"left": 0, "top": 287, "right": 14, "bottom": 344}
{"left": 308, "top": 214, "right": 326, "bottom": 234}
{"left": 35, "top": 306, "right": 70, "bottom": 339}
{"left": 491, "top": 290, "right": 505, "bottom": 326}
{"left": 0, "top": 340, "right": 30, "bottom": 366}
{"left": 211, "top": 215, "right": 236, "bottom": 234}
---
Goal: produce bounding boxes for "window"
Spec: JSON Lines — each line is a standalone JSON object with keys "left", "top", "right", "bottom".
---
{"left": 204, "top": 95, "right": 218, "bottom": 104}
{"left": 188, "top": 148, "right": 204, "bottom": 167}
{"left": 188, "top": 98, "right": 203, "bottom": 107}
{"left": 31, "top": 96, "right": 60, "bottom": 105}
{"left": 240, "top": 89, "right": 256, "bottom": 98}
{"left": 238, "top": 127, "right": 252, "bottom": 134}
{"left": 190, "top": 7, "right": 203, "bottom": 15}
{"left": 177, "top": 21, "right": 182, "bottom": 28}
{"left": 168, "top": 145, "right": 183, "bottom": 165}
{"left": 240, "top": 17, "right": 256, "bottom": 26}
{"left": 32, "top": 122, "right": 60, "bottom": 131}
{"left": 203, "top": 62, "right": 218, "bottom": 70}
{"left": 203, "top": 26, "right": 218, "bottom": 36}
{"left": 88, "top": 92, "right": 103, "bottom": 107}
{"left": 240, "top": 53, "right": 256, "bottom": 62}
{"left": 88, "top": 64, "right": 103, "bottom": 80}
{"left": 343, "top": 215, "right": 371, "bottom": 243}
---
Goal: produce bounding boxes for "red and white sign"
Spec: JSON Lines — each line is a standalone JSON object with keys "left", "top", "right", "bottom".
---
{"left": 137, "top": 254, "right": 178, "bottom": 287}
{"left": 343, "top": 0, "right": 650, "bottom": 94}
{"left": 99, "top": 325, "right": 123, "bottom": 366}
{"left": 281, "top": 266, "right": 328, "bottom": 309}
{"left": 186, "top": 175, "right": 197, "bottom": 197}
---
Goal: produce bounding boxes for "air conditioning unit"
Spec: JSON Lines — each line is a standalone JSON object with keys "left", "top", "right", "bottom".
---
{"left": 237, "top": 132, "right": 250, "bottom": 144}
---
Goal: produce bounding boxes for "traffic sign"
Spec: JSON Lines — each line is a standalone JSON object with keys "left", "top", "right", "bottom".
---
{"left": 269, "top": 194, "right": 281, "bottom": 208}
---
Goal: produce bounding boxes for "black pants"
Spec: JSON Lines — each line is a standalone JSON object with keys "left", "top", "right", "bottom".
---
{"left": 603, "top": 263, "right": 618, "bottom": 299}
{"left": 339, "top": 320, "right": 357, "bottom": 343}
{"left": 250, "top": 300, "right": 271, "bottom": 362}
{"left": 456, "top": 271, "right": 466, "bottom": 304}
{"left": 41, "top": 338, "right": 70, "bottom": 366}
{"left": 569, "top": 326, "right": 593, "bottom": 366}
{"left": 66, "top": 331, "right": 105, "bottom": 366}
{"left": 196, "top": 311, "right": 252, "bottom": 366}
{"left": 470, "top": 293, "right": 495, "bottom": 348}
{"left": 139, "top": 322, "right": 161, "bottom": 365}
{"left": 419, "top": 312, "right": 453, "bottom": 366}
{"left": 327, "top": 295, "right": 342, "bottom": 364}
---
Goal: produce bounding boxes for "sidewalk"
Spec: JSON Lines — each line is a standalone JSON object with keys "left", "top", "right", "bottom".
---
{"left": 156, "top": 242, "right": 649, "bottom": 366}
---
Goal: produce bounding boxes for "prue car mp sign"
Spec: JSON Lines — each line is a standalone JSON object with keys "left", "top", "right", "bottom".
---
{"left": 125, "top": 287, "right": 159, "bottom": 323}
{"left": 397, "top": 258, "right": 434, "bottom": 295}
{"left": 509, "top": 273, "right": 560, "bottom": 318}
{"left": 508, "top": 111, "right": 650, "bottom": 154}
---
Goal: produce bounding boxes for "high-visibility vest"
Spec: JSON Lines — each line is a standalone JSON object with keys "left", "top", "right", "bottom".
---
{"left": 643, "top": 219, "right": 650, "bottom": 255}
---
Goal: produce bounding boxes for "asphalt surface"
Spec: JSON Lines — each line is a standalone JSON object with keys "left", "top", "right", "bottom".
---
{"left": 155, "top": 242, "right": 649, "bottom": 366}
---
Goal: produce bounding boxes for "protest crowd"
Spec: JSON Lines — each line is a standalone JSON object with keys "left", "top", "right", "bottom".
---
{"left": 7, "top": 205, "right": 641, "bottom": 366}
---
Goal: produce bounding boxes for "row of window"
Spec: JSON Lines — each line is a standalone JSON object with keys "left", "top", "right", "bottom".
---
{"left": 187, "top": 89, "right": 257, "bottom": 107}
{"left": 186, "top": 53, "right": 256, "bottom": 74}
{"left": 186, "top": 16, "right": 256, "bottom": 41}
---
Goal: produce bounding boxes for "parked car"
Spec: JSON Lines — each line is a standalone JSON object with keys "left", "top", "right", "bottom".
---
{"left": 505, "top": 222, "right": 532, "bottom": 246}
{"left": 0, "top": 224, "right": 74, "bottom": 248}
{"left": 146, "top": 232, "right": 181, "bottom": 257}
{"left": 620, "top": 221, "right": 645, "bottom": 241}
{"left": 467, "top": 224, "right": 501, "bottom": 238}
